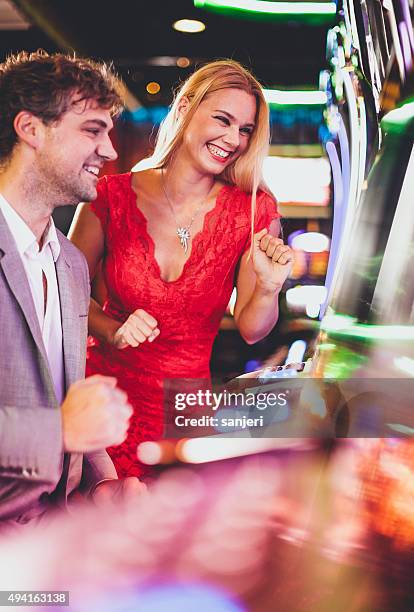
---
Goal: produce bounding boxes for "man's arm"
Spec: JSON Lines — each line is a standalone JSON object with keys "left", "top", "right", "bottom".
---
{"left": 0, "top": 406, "right": 62, "bottom": 484}
{"left": 80, "top": 450, "right": 117, "bottom": 496}
{"left": 0, "top": 406, "right": 63, "bottom": 521}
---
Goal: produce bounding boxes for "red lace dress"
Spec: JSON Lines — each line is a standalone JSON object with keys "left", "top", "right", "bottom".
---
{"left": 86, "top": 172, "right": 280, "bottom": 477}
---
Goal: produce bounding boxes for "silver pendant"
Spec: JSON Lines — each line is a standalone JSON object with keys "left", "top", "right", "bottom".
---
{"left": 177, "top": 227, "right": 190, "bottom": 254}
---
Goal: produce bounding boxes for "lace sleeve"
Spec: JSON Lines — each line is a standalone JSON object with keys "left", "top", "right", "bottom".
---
{"left": 244, "top": 190, "right": 281, "bottom": 252}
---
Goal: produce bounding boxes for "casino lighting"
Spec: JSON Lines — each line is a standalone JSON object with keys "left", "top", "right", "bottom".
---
{"left": 394, "top": 357, "right": 414, "bottom": 377}
{"left": 306, "top": 303, "right": 320, "bottom": 318}
{"left": 321, "top": 313, "right": 414, "bottom": 341}
{"left": 286, "top": 285, "right": 327, "bottom": 308}
{"left": 382, "top": 101, "right": 414, "bottom": 131}
{"left": 263, "top": 88, "right": 328, "bottom": 106}
{"left": 291, "top": 231, "right": 330, "bottom": 252}
{"left": 177, "top": 56, "right": 191, "bottom": 68}
{"left": 285, "top": 340, "right": 307, "bottom": 364}
{"left": 173, "top": 18, "right": 206, "bottom": 33}
{"left": 178, "top": 437, "right": 302, "bottom": 463}
{"left": 194, "top": 1, "right": 337, "bottom": 17}
{"left": 262, "top": 156, "right": 330, "bottom": 205}
{"left": 137, "top": 441, "right": 163, "bottom": 465}
{"left": 146, "top": 81, "right": 160, "bottom": 95}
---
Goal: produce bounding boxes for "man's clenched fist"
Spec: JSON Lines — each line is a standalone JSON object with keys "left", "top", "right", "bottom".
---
{"left": 61, "top": 375, "right": 132, "bottom": 452}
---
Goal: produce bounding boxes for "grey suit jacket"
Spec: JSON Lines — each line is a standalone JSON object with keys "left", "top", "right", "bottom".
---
{"left": 0, "top": 209, "right": 116, "bottom": 523}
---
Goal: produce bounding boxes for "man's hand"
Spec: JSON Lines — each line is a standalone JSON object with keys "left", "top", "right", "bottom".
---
{"left": 91, "top": 477, "right": 147, "bottom": 504}
{"left": 112, "top": 308, "right": 160, "bottom": 349}
{"left": 61, "top": 375, "right": 132, "bottom": 452}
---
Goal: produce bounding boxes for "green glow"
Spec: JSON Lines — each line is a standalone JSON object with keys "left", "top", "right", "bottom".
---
{"left": 381, "top": 100, "right": 414, "bottom": 134}
{"left": 195, "top": 0, "right": 336, "bottom": 15}
{"left": 320, "top": 313, "right": 414, "bottom": 341}
{"left": 320, "top": 345, "right": 367, "bottom": 378}
{"left": 194, "top": 1, "right": 337, "bottom": 23}
{"left": 318, "top": 343, "right": 337, "bottom": 350}
{"left": 263, "top": 88, "right": 327, "bottom": 106}
{"left": 320, "top": 313, "right": 357, "bottom": 332}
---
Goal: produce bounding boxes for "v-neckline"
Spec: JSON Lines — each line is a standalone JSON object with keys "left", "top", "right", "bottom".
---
{"left": 128, "top": 172, "right": 228, "bottom": 284}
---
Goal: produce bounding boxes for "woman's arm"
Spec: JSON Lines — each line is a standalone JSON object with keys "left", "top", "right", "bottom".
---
{"left": 69, "top": 203, "right": 119, "bottom": 343}
{"left": 234, "top": 220, "right": 294, "bottom": 345}
{"left": 69, "top": 204, "right": 160, "bottom": 348}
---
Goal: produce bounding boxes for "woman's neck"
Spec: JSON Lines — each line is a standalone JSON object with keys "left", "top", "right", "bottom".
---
{"left": 162, "top": 156, "right": 216, "bottom": 208}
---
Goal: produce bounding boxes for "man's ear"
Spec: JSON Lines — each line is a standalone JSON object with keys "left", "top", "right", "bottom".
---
{"left": 13, "top": 111, "right": 46, "bottom": 150}
{"left": 177, "top": 96, "right": 190, "bottom": 119}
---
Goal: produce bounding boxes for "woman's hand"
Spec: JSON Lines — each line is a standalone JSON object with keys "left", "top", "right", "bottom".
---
{"left": 252, "top": 228, "right": 294, "bottom": 292}
{"left": 112, "top": 309, "right": 160, "bottom": 349}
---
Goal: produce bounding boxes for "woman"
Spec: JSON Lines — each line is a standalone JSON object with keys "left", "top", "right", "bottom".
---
{"left": 70, "top": 60, "right": 294, "bottom": 478}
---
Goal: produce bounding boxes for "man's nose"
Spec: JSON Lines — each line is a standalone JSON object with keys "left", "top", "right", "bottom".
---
{"left": 98, "top": 134, "right": 118, "bottom": 162}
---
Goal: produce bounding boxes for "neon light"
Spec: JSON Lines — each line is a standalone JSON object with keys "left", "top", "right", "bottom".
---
{"left": 263, "top": 88, "right": 327, "bottom": 106}
{"left": 137, "top": 441, "right": 163, "bottom": 465}
{"left": 178, "top": 437, "right": 306, "bottom": 463}
{"left": 194, "top": 1, "right": 337, "bottom": 16}
{"left": 285, "top": 339, "right": 307, "bottom": 364}
{"left": 382, "top": 101, "right": 414, "bottom": 132}
{"left": 286, "top": 285, "right": 327, "bottom": 308}
{"left": 306, "top": 303, "right": 321, "bottom": 318}
{"left": 394, "top": 357, "right": 414, "bottom": 377}
{"left": 291, "top": 231, "right": 330, "bottom": 252}
{"left": 320, "top": 313, "right": 357, "bottom": 331}
{"left": 320, "top": 313, "right": 414, "bottom": 341}
{"left": 357, "top": 97, "right": 367, "bottom": 208}
{"left": 372, "top": 144, "right": 414, "bottom": 314}
{"left": 173, "top": 19, "right": 206, "bottom": 33}
{"left": 387, "top": 423, "right": 414, "bottom": 435}
{"left": 262, "top": 156, "right": 330, "bottom": 205}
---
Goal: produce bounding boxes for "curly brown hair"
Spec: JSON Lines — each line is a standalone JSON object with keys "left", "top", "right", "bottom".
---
{"left": 0, "top": 49, "right": 123, "bottom": 163}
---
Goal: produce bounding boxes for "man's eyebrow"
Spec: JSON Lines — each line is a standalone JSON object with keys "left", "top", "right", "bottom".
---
{"left": 213, "top": 109, "right": 255, "bottom": 127}
{"left": 81, "top": 119, "right": 111, "bottom": 129}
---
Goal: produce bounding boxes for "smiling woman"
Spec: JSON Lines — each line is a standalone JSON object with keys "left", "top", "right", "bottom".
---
{"left": 69, "top": 59, "right": 294, "bottom": 478}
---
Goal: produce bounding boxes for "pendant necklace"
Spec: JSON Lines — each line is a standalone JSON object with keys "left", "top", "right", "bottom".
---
{"left": 161, "top": 167, "right": 206, "bottom": 254}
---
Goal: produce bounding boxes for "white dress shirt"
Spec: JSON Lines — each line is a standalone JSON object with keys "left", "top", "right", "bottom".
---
{"left": 0, "top": 194, "right": 65, "bottom": 404}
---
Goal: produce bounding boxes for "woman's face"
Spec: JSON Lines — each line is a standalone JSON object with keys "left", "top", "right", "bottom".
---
{"left": 177, "top": 87, "right": 257, "bottom": 177}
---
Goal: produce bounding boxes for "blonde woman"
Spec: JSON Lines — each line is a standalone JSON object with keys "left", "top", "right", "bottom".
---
{"left": 70, "top": 60, "right": 294, "bottom": 478}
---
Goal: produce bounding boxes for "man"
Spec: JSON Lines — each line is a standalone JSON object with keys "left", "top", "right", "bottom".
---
{"left": 0, "top": 50, "right": 140, "bottom": 526}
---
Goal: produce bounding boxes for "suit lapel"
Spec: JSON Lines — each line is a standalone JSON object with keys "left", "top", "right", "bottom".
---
{"left": 55, "top": 239, "right": 82, "bottom": 391}
{"left": 55, "top": 238, "right": 86, "bottom": 497}
{"left": 0, "top": 211, "right": 54, "bottom": 395}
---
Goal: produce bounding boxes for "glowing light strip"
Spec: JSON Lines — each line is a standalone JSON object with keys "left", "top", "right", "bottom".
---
{"left": 356, "top": 97, "right": 367, "bottom": 209}
{"left": 346, "top": 0, "right": 360, "bottom": 52}
{"left": 372, "top": 144, "right": 414, "bottom": 317}
{"left": 394, "top": 357, "right": 414, "bottom": 377}
{"left": 178, "top": 437, "right": 311, "bottom": 463}
{"left": 320, "top": 313, "right": 414, "bottom": 341}
{"left": 321, "top": 140, "right": 343, "bottom": 317}
{"left": 263, "top": 88, "right": 327, "bottom": 106}
{"left": 382, "top": 100, "right": 414, "bottom": 129}
{"left": 194, "top": 0, "right": 337, "bottom": 16}
{"left": 387, "top": 3, "right": 406, "bottom": 82}
{"left": 325, "top": 68, "right": 360, "bottom": 304}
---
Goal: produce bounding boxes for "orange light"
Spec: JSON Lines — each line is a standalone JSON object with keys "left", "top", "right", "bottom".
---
{"left": 177, "top": 56, "right": 191, "bottom": 68}
{"left": 146, "top": 81, "right": 161, "bottom": 95}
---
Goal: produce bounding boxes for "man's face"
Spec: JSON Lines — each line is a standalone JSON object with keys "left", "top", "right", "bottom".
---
{"left": 36, "top": 96, "right": 118, "bottom": 206}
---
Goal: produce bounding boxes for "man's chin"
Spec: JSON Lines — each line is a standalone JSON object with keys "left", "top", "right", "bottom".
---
{"left": 53, "top": 187, "right": 97, "bottom": 208}
{"left": 75, "top": 186, "right": 98, "bottom": 204}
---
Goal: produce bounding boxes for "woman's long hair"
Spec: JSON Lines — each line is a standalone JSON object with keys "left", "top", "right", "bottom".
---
{"left": 133, "top": 60, "right": 272, "bottom": 244}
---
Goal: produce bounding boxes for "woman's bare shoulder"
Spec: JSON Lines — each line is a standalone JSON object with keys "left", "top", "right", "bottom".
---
{"left": 131, "top": 168, "right": 161, "bottom": 201}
